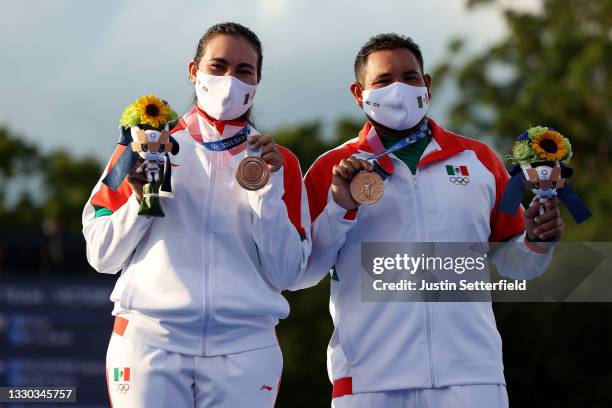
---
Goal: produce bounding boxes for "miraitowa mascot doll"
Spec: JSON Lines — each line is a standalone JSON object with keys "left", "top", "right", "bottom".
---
{"left": 101, "top": 95, "right": 179, "bottom": 217}
{"left": 500, "top": 126, "right": 591, "bottom": 241}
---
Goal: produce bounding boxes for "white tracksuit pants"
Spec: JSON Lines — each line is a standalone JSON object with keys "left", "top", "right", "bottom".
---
{"left": 105, "top": 319, "right": 283, "bottom": 408}
{"left": 331, "top": 384, "right": 509, "bottom": 408}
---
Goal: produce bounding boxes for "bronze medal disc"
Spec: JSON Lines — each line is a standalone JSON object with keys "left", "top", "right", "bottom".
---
{"left": 350, "top": 170, "right": 385, "bottom": 205}
{"left": 236, "top": 157, "right": 270, "bottom": 191}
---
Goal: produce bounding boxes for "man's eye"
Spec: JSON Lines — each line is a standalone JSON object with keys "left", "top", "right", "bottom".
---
{"left": 141, "top": 144, "right": 148, "bottom": 152}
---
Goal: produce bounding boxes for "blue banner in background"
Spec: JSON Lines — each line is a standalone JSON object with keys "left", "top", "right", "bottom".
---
{"left": 0, "top": 278, "right": 115, "bottom": 408}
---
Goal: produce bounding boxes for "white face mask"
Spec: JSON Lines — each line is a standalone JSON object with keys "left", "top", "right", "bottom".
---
{"left": 194, "top": 71, "right": 257, "bottom": 120}
{"left": 361, "top": 82, "right": 429, "bottom": 131}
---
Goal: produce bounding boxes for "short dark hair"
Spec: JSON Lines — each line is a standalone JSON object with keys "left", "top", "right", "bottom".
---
{"left": 354, "top": 33, "right": 424, "bottom": 84}
{"left": 194, "top": 22, "right": 263, "bottom": 80}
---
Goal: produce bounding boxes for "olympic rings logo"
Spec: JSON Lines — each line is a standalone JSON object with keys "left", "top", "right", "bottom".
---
{"left": 116, "top": 383, "right": 130, "bottom": 393}
{"left": 449, "top": 176, "right": 470, "bottom": 185}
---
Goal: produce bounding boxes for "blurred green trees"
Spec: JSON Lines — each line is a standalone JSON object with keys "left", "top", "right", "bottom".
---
{"left": 273, "top": 118, "right": 363, "bottom": 171}
{"left": 0, "top": 126, "right": 102, "bottom": 231}
{"left": 432, "top": 0, "right": 611, "bottom": 240}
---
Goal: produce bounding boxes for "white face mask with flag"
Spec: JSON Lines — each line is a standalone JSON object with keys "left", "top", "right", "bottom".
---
{"left": 194, "top": 71, "right": 257, "bottom": 120}
{"left": 361, "top": 82, "right": 429, "bottom": 131}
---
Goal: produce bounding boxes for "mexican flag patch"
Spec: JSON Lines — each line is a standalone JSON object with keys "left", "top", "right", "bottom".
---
{"left": 114, "top": 367, "right": 131, "bottom": 382}
{"left": 417, "top": 92, "right": 429, "bottom": 108}
{"left": 446, "top": 165, "right": 469, "bottom": 176}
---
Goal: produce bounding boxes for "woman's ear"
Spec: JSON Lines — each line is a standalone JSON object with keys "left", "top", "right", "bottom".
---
{"left": 188, "top": 60, "right": 197, "bottom": 83}
{"left": 350, "top": 82, "right": 364, "bottom": 108}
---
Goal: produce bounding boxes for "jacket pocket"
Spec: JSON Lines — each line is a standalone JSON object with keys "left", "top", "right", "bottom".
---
{"left": 333, "top": 294, "right": 357, "bottom": 364}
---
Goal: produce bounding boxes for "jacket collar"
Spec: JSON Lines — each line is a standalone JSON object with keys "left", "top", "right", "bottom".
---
{"left": 356, "top": 117, "right": 465, "bottom": 174}
{"left": 195, "top": 105, "right": 248, "bottom": 135}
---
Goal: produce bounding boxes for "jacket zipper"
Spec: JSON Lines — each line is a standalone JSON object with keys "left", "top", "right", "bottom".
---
{"left": 412, "top": 171, "right": 437, "bottom": 387}
{"left": 201, "top": 151, "right": 217, "bottom": 355}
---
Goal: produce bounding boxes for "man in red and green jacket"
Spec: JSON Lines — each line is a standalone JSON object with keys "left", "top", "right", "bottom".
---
{"left": 292, "top": 33, "right": 564, "bottom": 408}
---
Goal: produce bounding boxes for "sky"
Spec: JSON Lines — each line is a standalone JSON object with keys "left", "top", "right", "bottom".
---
{"left": 0, "top": 0, "right": 511, "bottom": 162}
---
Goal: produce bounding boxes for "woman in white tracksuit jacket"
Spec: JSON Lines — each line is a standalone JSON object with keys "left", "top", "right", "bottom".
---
{"left": 82, "top": 22, "right": 311, "bottom": 408}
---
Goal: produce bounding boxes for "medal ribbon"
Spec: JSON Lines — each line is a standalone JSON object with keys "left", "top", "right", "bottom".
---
{"left": 201, "top": 126, "right": 251, "bottom": 151}
{"left": 367, "top": 126, "right": 431, "bottom": 162}
{"left": 365, "top": 122, "right": 432, "bottom": 179}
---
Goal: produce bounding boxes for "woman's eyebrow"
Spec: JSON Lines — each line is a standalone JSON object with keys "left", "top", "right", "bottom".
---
{"left": 237, "top": 62, "right": 256, "bottom": 70}
{"left": 207, "top": 57, "right": 229, "bottom": 65}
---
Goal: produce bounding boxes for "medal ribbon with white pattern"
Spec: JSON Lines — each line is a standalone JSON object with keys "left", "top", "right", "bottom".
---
{"left": 369, "top": 121, "right": 432, "bottom": 180}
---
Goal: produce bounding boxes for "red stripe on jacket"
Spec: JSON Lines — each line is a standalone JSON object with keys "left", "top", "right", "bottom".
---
{"left": 305, "top": 139, "right": 361, "bottom": 223}
{"left": 454, "top": 134, "right": 525, "bottom": 242}
{"left": 278, "top": 145, "right": 306, "bottom": 239}
{"left": 332, "top": 377, "right": 353, "bottom": 398}
{"left": 90, "top": 145, "right": 133, "bottom": 212}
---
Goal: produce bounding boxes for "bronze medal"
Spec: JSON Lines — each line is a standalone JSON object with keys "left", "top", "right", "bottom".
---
{"left": 236, "top": 156, "right": 270, "bottom": 191}
{"left": 350, "top": 170, "right": 385, "bottom": 205}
